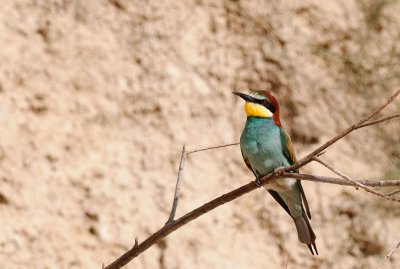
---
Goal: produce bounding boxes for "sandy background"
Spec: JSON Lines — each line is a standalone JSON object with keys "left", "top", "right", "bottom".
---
{"left": 0, "top": 0, "right": 400, "bottom": 268}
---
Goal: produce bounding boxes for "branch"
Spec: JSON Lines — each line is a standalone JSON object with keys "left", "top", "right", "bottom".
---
{"left": 283, "top": 172, "right": 400, "bottom": 187}
{"left": 358, "top": 113, "right": 400, "bottom": 128}
{"left": 103, "top": 173, "right": 400, "bottom": 269}
{"left": 362, "top": 89, "right": 400, "bottom": 123}
{"left": 283, "top": 89, "right": 400, "bottom": 172}
{"left": 312, "top": 157, "right": 400, "bottom": 202}
{"left": 166, "top": 145, "right": 187, "bottom": 224}
{"left": 186, "top": 142, "right": 239, "bottom": 155}
{"left": 377, "top": 241, "right": 400, "bottom": 269}
{"left": 166, "top": 142, "right": 240, "bottom": 224}
{"left": 386, "top": 188, "right": 400, "bottom": 196}
{"left": 103, "top": 89, "right": 400, "bottom": 269}
{"left": 103, "top": 171, "right": 265, "bottom": 269}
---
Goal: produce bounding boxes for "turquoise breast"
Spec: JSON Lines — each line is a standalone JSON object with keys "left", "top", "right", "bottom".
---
{"left": 240, "top": 117, "right": 289, "bottom": 176}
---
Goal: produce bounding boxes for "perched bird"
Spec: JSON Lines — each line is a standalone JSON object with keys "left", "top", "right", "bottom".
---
{"left": 234, "top": 90, "right": 318, "bottom": 255}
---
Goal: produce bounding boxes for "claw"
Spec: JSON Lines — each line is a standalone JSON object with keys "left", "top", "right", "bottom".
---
{"left": 255, "top": 176, "right": 263, "bottom": 187}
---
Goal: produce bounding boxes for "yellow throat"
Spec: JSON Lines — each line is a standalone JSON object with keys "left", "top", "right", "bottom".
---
{"left": 244, "top": 102, "right": 273, "bottom": 118}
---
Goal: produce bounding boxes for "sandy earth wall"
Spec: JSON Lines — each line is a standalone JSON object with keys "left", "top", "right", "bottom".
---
{"left": 0, "top": 1, "right": 400, "bottom": 268}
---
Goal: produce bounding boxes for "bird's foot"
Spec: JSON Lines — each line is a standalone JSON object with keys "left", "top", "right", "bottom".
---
{"left": 255, "top": 176, "right": 263, "bottom": 187}
{"left": 274, "top": 166, "right": 285, "bottom": 177}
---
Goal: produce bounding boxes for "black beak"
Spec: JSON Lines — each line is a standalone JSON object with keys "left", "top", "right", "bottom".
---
{"left": 232, "top": 92, "right": 256, "bottom": 102}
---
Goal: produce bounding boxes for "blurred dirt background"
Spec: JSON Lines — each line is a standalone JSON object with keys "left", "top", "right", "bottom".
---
{"left": 0, "top": 0, "right": 400, "bottom": 268}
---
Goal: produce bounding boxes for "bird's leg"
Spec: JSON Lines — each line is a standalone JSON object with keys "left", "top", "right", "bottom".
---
{"left": 273, "top": 166, "right": 286, "bottom": 177}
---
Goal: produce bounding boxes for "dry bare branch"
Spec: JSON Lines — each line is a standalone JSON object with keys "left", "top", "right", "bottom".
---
{"left": 166, "top": 142, "right": 240, "bottom": 224}
{"left": 363, "top": 89, "right": 400, "bottom": 122}
{"left": 284, "top": 89, "right": 400, "bottom": 172}
{"left": 166, "top": 145, "right": 187, "bottom": 224}
{"left": 284, "top": 172, "right": 400, "bottom": 187}
{"left": 386, "top": 189, "right": 400, "bottom": 196}
{"left": 186, "top": 142, "right": 239, "bottom": 155}
{"left": 103, "top": 171, "right": 400, "bottom": 269}
{"left": 103, "top": 89, "right": 400, "bottom": 269}
{"left": 103, "top": 172, "right": 263, "bottom": 269}
{"left": 377, "top": 241, "right": 400, "bottom": 269}
{"left": 312, "top": 157, "right": 400, "bottom": 202}
{"left": 358, "top": 113, "right": 400, "bottom": 128}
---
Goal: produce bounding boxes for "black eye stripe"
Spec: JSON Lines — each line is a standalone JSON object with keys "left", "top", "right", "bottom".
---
{"left": 256, "top": 99, "right": 276, "bottom": 113}
{"left": 266, "top": 102, "right": 276, "bottom": 113}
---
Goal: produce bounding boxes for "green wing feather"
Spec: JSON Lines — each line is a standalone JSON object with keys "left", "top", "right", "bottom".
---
{"left": 240, "top": 146, "right": 292, "bottom": 216}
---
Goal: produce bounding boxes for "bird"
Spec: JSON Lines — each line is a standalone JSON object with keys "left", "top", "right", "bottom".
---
{"left": 233, "top": 90, "right": 318, "bottom": 255}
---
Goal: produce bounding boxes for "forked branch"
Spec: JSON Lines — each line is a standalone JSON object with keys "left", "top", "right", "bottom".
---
{"left": 282, "top": 89, "right": 400, "bottom": 172}
{"left": 312, "top": 157, "right": 400, "bottom": 202}
{"left": 103, "top": 89, "right": 400, "bottom": 269}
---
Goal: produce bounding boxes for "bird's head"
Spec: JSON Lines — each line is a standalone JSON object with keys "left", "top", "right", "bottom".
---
{"left": 233, "top": 90, "right": 281, "bottom": 126}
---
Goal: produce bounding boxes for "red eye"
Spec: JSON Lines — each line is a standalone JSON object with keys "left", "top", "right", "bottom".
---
{"left": 262, "top": 99, "right": 267, "bottom": 105}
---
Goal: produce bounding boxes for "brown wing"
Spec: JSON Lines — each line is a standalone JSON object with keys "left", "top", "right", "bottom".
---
{"left": 286, "top": 136, "right": 298, "bottom": 165}
{"left": 280, "top": 128, "right": 298, "bottom": 167}
{"left": 280, "top": 128, "right": 312, "bottom": 219}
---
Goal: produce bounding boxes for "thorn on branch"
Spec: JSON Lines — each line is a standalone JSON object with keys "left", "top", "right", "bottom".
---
{"left": 133, "top": 237, "right": 138, "bottom": 248}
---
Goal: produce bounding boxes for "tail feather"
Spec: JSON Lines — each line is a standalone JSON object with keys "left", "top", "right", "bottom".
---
{"left": 293, "top": 213, "right": 318, "bottom": 255}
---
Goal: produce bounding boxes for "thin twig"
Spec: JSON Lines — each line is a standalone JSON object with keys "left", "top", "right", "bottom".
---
{"left": 166, "top": 142, "right": 240, "bottom": 223}
{"left": 376, "top": 241, "right": 400, "bottom": 269}
{"left": 312, "top": 157, "right": 400, "bottom": 202}
{"left": 386, "top": 188, "right": 400, "bottom": 196}
{"left": 283, "top": 172, "right": 400, "bottom": 187}
{"left": 284, "top": 89, "right": 400, "bottom": 172}
{"left": 358, "top": 113, "right": 400, "bottom": 128}
{"left": 362, "top": 89, "right": 400, "bottom": 123}
{"left": 313, "top": 156, "right": 370, "bottom": 190}
{"left": 186, "top": 142, "right": 239, "bottom": 155}
{"left": 166, "top": 145, "right": 187, "bottom": 224}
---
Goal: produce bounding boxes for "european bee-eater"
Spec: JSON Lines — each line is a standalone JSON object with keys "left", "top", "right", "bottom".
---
{"left": 234, "top": 90, "right": 318, "bottom": 255}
